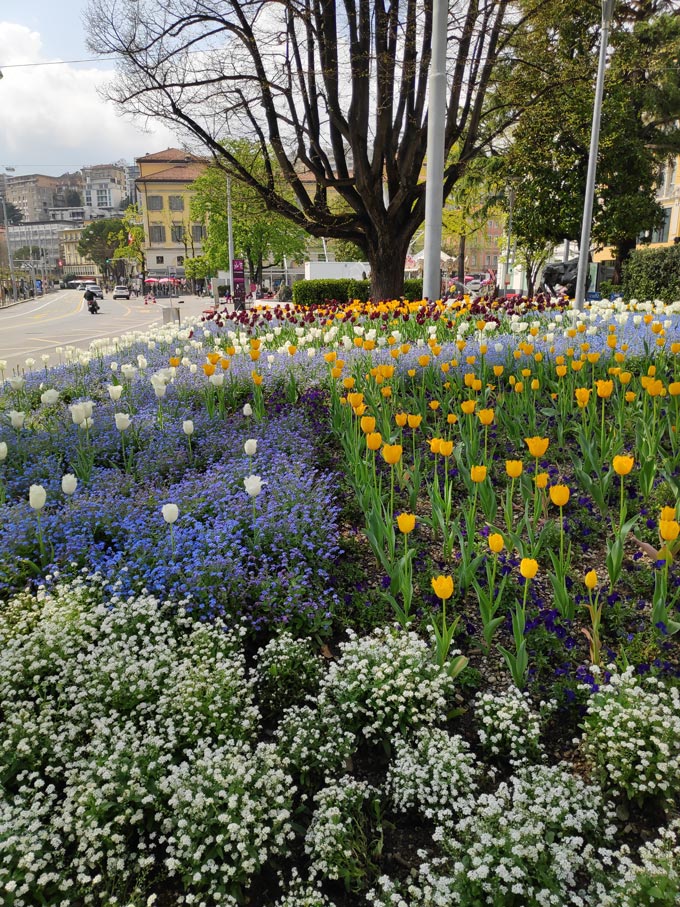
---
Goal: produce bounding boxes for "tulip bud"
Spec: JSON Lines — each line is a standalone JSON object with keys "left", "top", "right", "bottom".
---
{"left": 61, "top": 474, "right": 78, "bottom": 496}
{"left": 29, "top": 484, "right": 47, "bottom": 511}
{"left": 182, "top": 420, "right": 194, "bottom": 436}
{"left": 162, "top": 503, "right": 179, "bottom": 524}
{"left": 244, "top": 474, "right": 266, "bottom": 497}
{"left": 0, "top": 442, "right": 7, "bottom": 461}
{"left": 244, "top": 439, "right": 257, "bottom": 456}
{"left": 114, "top": 413, "right": 132, "bottom": 432}
{"left": 243, "top": 403, "right": 253, "bottom": 417}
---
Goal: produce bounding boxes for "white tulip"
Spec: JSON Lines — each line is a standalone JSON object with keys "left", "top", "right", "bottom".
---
{"left": 81, "top": 401, "right": 95, "bottom": 419}
{"left": 182, "top": 420, "right": 194, "bottom": 436}
{"left": 209, "top": 373, "right": 224, "bottom": 387}
{"left": 29, "top": 484, "right": 47, "bottom": 511}
{"left": 80, "top": 417, "right": 94, "bottom": 431}
{"left": 110, "top": 362, "right": 119, "bottom": 372}
{"left": 243, "top": 403, "right": 253, "bottom": 417}
{"left": 114, "top": 413, "right": 132, "bottom": 431}
{"left": 108, "top": 384, "right": 123, "bottom": 402}
{"left": 41, "top": 389, "right": 60, "bottom": 405}
{"left": 162, "top": 503, "right": 179, "bottom": 524}
{"left": 244, "top": 439, "right": 257, "bottom": 456}
{"left": 0, "top": 442, "right": 7, "bottom": 461}
{"left": 189, "top": 364, "right": 198, "bottom": 374}
{"left": 244, "top": 474, "right": 266, "bottom": 497}
{"left": 25, "top": 358, "right": 35, "bottom": 370}
{"left": 9, "top": 410, "right": 25, "bottom": 429}
{"left": 70, "top": 404, "right": 86, "bottom": 425}
{"left": 137, "top": 355, "right": 148, "bottom": 370}
{"left": 9, "top": 376, "right": 25, "bottom": 391}
{"left": 41, "top": 354, "right": 50, "bottom": 365}
{"left": 0, "top": 359, "right": 6, "bottom": 371}
{"left": 61, "top": 474, "right": 78, "bottom": 496}
{"left": 153, "top": 381, "right": 167, "bottom": 399}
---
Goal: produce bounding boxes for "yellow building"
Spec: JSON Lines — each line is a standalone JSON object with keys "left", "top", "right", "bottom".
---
{"left": 60, "top": 226, "right": 100, "bottom": 280}
{"left": 647, "top": 157, "right": 679, "bottom": 248}
{"left": 135, "top": 149, "right": 208, "bottom": 278}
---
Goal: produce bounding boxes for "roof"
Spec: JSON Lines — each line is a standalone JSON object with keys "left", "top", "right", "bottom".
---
{"left": 136, "top": 162, "right": 207, "bottom": 184}
{"left": 136, "top": 148, "right": 204, "bottom": 164}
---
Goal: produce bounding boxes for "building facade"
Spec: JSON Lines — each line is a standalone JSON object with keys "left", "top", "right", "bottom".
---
{"left": 82, "top": 165, "right": 127, "bottom": 214}
{"left": 59, "top": 226, "right": 100, "bottom": 279}
{"left": 5, "top": 175, "right": 61, "bottom": 222}
{"left": 136, "top": 149, "right": 208, "bottom": 278}
{"left": 7, "top": 221, "right": 72, "bottom": 272}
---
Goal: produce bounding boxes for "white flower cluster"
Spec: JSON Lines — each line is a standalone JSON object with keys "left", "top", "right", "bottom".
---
{"left": 254, "top": 631, "right": 322, "bottom": 715}
{"left": 386, "top": 728, "right": 478, "bottom": 822}
{"left": 0, "top": 576, "right": 278, "bottom": 905}
{"left": 316, "top": 626, "right": 459, "bottom": 744}
{"left": 304, "top": 776, "right": 382, "bottom": 887}
{"left": 272, "top": 869, "right": 333, "bottom": 907}
{"left": 275, "top": 704, "right": 355, "bottom": 784}
{"left": 369, "top": 764, "right": 613, "bottom": 907}
{"left": 580, "top": 668, "right": 680, "bottom": 804}
{"left": 593, "top": 818, "right": 680, "bottom": 907}
{"left": 475, "top": 688, "right": 552, "bottom": 763}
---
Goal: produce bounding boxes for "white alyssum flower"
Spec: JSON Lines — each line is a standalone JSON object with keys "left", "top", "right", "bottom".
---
{"left": 475, "top": 688, "right": 554, "bottom": 763}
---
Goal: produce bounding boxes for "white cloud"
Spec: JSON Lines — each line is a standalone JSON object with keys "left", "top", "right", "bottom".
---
{"left": 0, "top": 21, "right": 179, "bottom": 169}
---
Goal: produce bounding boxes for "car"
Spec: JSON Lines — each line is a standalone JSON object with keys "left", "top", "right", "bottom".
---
{"left": 113, "top": 285, "right": 131, "bottom": 300}
{"left": 76, "top": 281, "right": 96, "bottom": 291}
{"left": 87, "top": 285, "right": 104, "bottom": 299}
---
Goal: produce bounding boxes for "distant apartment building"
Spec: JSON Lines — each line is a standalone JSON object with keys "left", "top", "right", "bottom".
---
{"left": 82, "top": 164, "right": 127, "bottom": 214}
{"left": 135, "top": 149, "right": 208, "bottom": 277}
{"left": 5, "top": 175, "right": 61, "bottom": 222}
{"left": 60, "top": 226, "right": 100, "bottom": 279}
{"left": 7, "top": 220, "right": 73, "bottom": 272}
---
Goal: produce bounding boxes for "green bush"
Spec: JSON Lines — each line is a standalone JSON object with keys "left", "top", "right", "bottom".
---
{"left": 621, "top": 244, "right": 680, "bottom": 303}
{"left": 292, "top": 277, "right": 424, "bottom": 306}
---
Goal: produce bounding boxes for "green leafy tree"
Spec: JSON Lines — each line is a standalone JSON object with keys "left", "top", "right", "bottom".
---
{"left": 13, "top": 246, "right": 42, "bottom": 262}
{"left": 3, "top": 202, "right": 23, "bottom": 225}
{"left": 79, "top": 217, "right": 124, "bottom": 279}
{"left": 497, "top": 0, "right": 680, "bottom": 283}
{"left": 184, "top": 254, "right": 211, "bottom": 286}
{"left": 190, "top": 147, "right": 308, "bottom": 286}
{"left": 112, "top": 206, "right": 146, "bottom": 281}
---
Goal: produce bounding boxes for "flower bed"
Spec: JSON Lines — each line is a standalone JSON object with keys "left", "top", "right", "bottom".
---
{"left": 1, "top": 295, "right": 680, "bottom": 905}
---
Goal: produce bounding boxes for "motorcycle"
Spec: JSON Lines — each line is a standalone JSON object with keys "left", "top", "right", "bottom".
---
{"left": 86, "top": 297, "right": 100, "bottom": 314}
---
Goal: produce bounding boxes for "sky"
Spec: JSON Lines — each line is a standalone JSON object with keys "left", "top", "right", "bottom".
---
{"left": 0, "top": 0, "right": 180, "bottom": 175}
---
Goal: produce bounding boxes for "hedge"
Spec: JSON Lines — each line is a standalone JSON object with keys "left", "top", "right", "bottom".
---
{"left": 621, "top": 244, "right": 680, "bottom": 304}
{"left": 292, "top": 277, "right": 424, "bottom": 307}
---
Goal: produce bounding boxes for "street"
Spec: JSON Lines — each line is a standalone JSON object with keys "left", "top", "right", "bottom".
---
{"left": 0, "top": 289, "right": 216, "bottom": 377}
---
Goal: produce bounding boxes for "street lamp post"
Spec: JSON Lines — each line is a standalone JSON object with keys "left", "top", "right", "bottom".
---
{"left": 574, "top": 0, "right": 616, "bottom": 311}
{"left": 226, "top": 175, "right": 235, "bottom": 303}
{"left": 500, "top": 186, "right": 516, "bottom": 293}
{"left": 0, "top": 196, "right": 18, "bottom": 303}
{"left": 422, "top": 0, "right": 448, "bottom": 301}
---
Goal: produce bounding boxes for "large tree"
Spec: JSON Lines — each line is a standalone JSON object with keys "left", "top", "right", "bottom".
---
{"left": 78, "top": 218, "right": 125, "bottom": 279}
{"left": 496, "top": 0, "right": 680, "bottom": 283}
{"left": 190, "top": 147, "right": 309, "bottom": 286}
{"left": 112, "top": 205, "right": 147, "bottom": 281}
{"left": 85, "top": 0, "right": 550, "bottom": 301}
{"left": 2, "top": 202, "right": 23, "bottom": 226}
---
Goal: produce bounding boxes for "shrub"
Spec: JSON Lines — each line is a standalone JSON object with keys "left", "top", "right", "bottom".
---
{"left": 580, "top": 668, "right": 680, "bottom": 805}
{"left": 369, "top": 764, "right": 614, "bottom": 907}
{"left": 293, "top": 279, "right": 353, "bottom": 307}
{"left": 621, "top": 244, "right": 680, "bottom": 304}
{"left": 305, "top": 777, "right": 383, "bottom": 890}
{"left": 316, "top": 626, "right": 462, "bottom": 746}
{"left": 386, "top": 728, "right": 478, "bottom": 822}
{"left": 254, "top": 631, "right": 323, "bottom": 717}
{"left": 475, "top": 688, "right": 553, "bottom": 764}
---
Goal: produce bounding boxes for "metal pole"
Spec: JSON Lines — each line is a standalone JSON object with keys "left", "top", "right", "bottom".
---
{"left": 1, "top": 197, "right": 17, "bottom": 302}
{"left": 575, "top": 0, "right": 615, "bottom": 311}
{"left": 501, "top": 187, "right": 516, "bottom": 293}
{"left": 227, "top": 175, "right": 235, "bottom": 301}
{"left": 423, "top": 0, "right": 448, "bottom": 301}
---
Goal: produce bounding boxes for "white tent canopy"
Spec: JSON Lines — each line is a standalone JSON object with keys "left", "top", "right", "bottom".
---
{"left": 410, "top": 249, "right": 453, "bottom": 262}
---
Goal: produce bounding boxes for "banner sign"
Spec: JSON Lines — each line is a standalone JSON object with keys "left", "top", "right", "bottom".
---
{"left": 233, "top": 259, "right": 246, "bottom": 304}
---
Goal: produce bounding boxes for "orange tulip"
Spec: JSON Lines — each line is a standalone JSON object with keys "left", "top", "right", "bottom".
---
{"left": 382, "top": 444, "right": 403, "bottom": 465}
{"left": 535, "top": 472, "right": 549, "bottom": 489}
{"left": 575, "top": 387, "right": 591, "bottom": 408}
{"left": 524, "top": 436, "right": 549, "bottom": 458}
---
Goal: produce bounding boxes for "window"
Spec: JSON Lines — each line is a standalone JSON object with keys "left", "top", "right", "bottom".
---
{"left": 149, "top": 225, "right": 166, "bottom": 243}
{"left": 147, "top": 196, "right": 163, "bottom": 211}
{"left": 177, "top": 255, "right": 184, "bottom": 265}
{"left": 171, "top": 225, "right": 185, "bottom": 243}
{"left": 156, "top": 255, "right": 164, "bottom": 264}
{"left": 169, "top": 195, "right": 184, "bottom": 211}
{"left": 650, "top": 209, "right": 671, "bottom": 245}
{"left": 191, "top": 224, "right": 205, "bottom": 242}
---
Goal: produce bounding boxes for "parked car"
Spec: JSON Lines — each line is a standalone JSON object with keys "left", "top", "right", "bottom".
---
{"left": 113, "top": 285, "right": 131, "bottom": 300}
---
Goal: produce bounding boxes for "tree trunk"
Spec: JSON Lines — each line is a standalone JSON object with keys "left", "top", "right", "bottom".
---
{"left": 613, "top": 237, "right": 636, "bottom": 285}
{"left": 457, "top": 235, "right": 467, "bottom": 281}
{"left": 366, "top": 233, "right": 412, "bottom": 301}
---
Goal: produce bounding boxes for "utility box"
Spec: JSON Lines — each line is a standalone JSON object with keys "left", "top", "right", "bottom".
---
{"left": 161, "top": 306, "right": 180, "bottom": 324}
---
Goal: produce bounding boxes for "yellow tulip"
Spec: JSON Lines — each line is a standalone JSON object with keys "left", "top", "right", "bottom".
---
{"left": 549, "top": 485, "right": 570, "bottom": 507}
{"left": 612, "top": 455, "right": 634, "bottom": 476}
{"left": 360, "top": 416, "right": 376, "bottom": 434}
{"left": 535, "top": 472, "right": 549, "bottom": 489}
{"left": 520, "top": 558, "right": 539, "bottom": 580}
{"left": 447, "top": 413, "right": 458, "bottom": 425}
{"left": 470, "top": 465, "right": 487, "bottom": 483}
{"left": 429, "top": 437, "right": 442, "bottom": 454}
{"left": 202, "top": 363, "right": 216, "bottom": 376}
{"left": 169, "top": 356, "right": 181, "bottom": 367}
{"left": 488, "top": 533, "right": 504, "bottom": 554}
{"left": 382, "top": 444, "right": 403, "bottom": 465}
{"left": 575, "top": 387, "right": 591, "bottom": 408}
{"left": 429, "top": 400, "right": 440, "bottom": 410}
{"left": 407, "top": 414, "right": 422, "bottom": 429}
{"left": 461, "top": 400, "right": 476, "bottom": 415}
{"left": 324, "top": 351, "right": 337, "bottom": 363}
{"left": 397, "top": 513, "right": 416, "bottom": 534}
{"left": 395, "top": 412, "right": 408, "bottom": 427}
{"left": 366, "top": 432, "right": 382, "bottom": 451}
{"left": 252, "top": 372, "right": 263, "bottom": 386}
{"left": 439, "top": 439, "right": 453, "bottom": 457}
{"left": 431, "top": 575, "right": 454, "bottom": 600}
{"left": 585, "top": 570, "right": 598, "bottom": 590}
{"left": 477, "top": 408, "right": 494, "bottom": 426}
{"left": 660, "top": 506, "right": 677, "bottom": 522}
{"left": 505, "top": 460, "right": 523, "bottom": 479}
{"left": 659, "top": 519, "right": 680, "bottom": 542}
{"left": 343, "top": 376, "right": 356, "bottom": 390}
{"left": 524, "top": 436, "right": 549, "bottom": 458}
{"left": 207, "top": 352, "right": 220, "bottom": 365}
